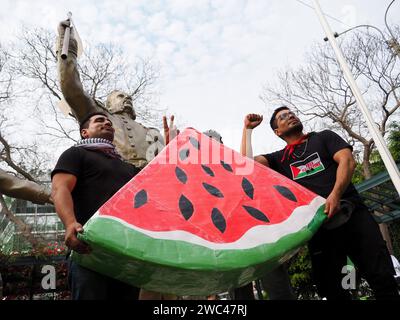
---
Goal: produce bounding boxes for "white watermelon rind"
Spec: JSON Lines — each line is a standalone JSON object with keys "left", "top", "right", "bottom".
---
{"left": 72, "top": 198, "right": 326, "bottom": 295}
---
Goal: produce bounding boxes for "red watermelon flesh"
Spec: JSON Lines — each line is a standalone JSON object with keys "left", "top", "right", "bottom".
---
{"left": 74, "top": 128, "right": 326, "bottom": 295}
{"left": 100, "top": 134, "right": 316, "bottom": 244}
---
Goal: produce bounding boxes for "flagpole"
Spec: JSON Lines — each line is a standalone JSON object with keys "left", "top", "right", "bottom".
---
{"left": 312, "top": 0, "right": 400, "bottom": 195}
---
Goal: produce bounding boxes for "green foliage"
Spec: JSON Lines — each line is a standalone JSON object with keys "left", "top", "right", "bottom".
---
{"left": 352, "top": 120, "right": 400, "bottom": 233}
{"left": 353, "top": 121, "right": 400, "bottom": 236}
{"left": 3, "top": 196, "right": 14, "bottom": 208}
{"left": 389, "top": 220, "right": 400, "bottom": 259}
{"left": 352, "top": 122, "right": 400, "bottom": 185}
{"left": 351, "top": 122, "right": 400, "bottom": 298}
{"left": 0, "top": 247, "right": 13, "bottom": 266}
{"left": 352, "top": 165, "right": 365, "bottom": 185}
{"left": 387, "top": 122, "right": 400, "bottom": 162}
{"left": 288, "top": 247, "right": 319, "bottom": 299}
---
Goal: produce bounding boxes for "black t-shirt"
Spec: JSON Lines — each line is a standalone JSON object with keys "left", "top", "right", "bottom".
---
{"left": 51, "top": 147, "right": 140, "bottom": 225}
{"left": 264, "top": 130, "right": 360, "bottom": 199}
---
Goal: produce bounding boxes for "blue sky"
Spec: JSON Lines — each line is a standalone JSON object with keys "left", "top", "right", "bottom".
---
{"left": 0, "top": 0, "right": 398, "bottom": 159}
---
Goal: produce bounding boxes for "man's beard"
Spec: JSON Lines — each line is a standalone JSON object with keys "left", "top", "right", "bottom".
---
{"left": 280, "top": 122, "right": 304, "bottom": 138}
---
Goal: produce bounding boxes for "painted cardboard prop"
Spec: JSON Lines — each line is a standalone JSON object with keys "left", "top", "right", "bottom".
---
{"left": 73, "top": 128, "right": 326, "bottom": 295}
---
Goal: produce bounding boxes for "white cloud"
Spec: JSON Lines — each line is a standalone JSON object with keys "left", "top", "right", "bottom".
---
{"left": 167, "top": 0, "right": 211, "bottom": 18}
{"left": 212, "top": 0, "right": 245, "bottom": 20}
{"left": 163, "top": 20, "right": 188, "bottom": 42}
{"left": 147, "top": 11, "right": 169, "bottom": 34}
{"left": 0, "top": 0, "right": 394, "bottom": 157}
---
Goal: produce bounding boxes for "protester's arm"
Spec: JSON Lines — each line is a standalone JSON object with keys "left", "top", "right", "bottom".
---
{"left": 325, "top": 148, "right": 357, "bottom": 218}
{"left": 240, "top": 126, "right": 254, "bottom": 158}
{"left": 163, "top": 115, "right": 173, "bottom": 145}
{"left": 57, "top": 20, "right": 98, "bottom": 122}
{"left": 240, "top": 114, "right": 269, "bottom": 166}
{"left": 0, "top": 170, "right": 51, "bottom": 204}
{"left": 51, "top": 172, "right": 91, "bottom": 254}
{"left": 162, "top": 115, "right": 179, "bottom": 146}
{"left": 254, "top": 154, "right": 269, "bottom": 166}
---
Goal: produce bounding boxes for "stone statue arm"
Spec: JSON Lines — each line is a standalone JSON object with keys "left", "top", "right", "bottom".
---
{"left": 0, "top": 169, "right": 52, "bottom": 204}
{"left": 57, "top": 20, "right": 99, "bottom": 123}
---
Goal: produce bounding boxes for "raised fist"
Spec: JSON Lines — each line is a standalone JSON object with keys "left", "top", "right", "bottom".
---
{"left": 244, "top": 113, "right": 263, "bottom": 129}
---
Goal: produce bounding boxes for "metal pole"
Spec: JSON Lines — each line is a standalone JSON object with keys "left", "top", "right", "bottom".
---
{"left": 312, "top": 0, "right": 400, "bottom": 196}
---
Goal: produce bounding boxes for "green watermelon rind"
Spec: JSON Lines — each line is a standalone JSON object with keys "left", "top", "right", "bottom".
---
{"left": 72, "top": 203, "right": 326, "bottom": 295}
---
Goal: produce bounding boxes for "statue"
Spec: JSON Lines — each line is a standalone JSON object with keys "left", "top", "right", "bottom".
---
{"left": 56, "top": 19, "right": 164, "bottom": 168}
{"left": 0, "top": 169, "right": 51, "bottom": 204}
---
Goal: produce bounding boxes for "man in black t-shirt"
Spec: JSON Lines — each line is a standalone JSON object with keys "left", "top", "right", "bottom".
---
{"left": 51, "top": 112, "right": 141, "bottom": 300}
{"left": 240, "top": 107, "right": 399, "bottom": 300}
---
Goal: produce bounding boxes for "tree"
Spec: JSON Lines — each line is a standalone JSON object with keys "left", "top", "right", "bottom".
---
{"left": 0, "top": 24, "right": 163, "bottom": 255}
{"left": 0, "top": 43, "right": 48, "bottom": 252}
{"left": 9, "top": 26, "right": 162, "bottom": 138}
{"left": 261, "top": 27, "right": 400, "bottom": 179}
{"left": 0, "top": 195, "right": 45, "bottom": 252}
{"left": 0, "top": 45, "right": 11, "bottom": 104}
{"left": 262, "top": 26, "right": 400, "bottom": 298}
{"left": 1, "top": 25, "right": 163, "bottom": 175}
{"left": 287, "top": 247, "right": 318, "bottom": 299}
{"left": 353, "top": 121, "right": 400, "bottom": 184}
{"left": 353, "top": 121, "right": 400, "bottom": 259}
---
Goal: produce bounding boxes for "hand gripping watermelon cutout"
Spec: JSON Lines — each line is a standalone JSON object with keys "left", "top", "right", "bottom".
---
{"left": 73, "top": 128, "right": 327, "bottom": 295}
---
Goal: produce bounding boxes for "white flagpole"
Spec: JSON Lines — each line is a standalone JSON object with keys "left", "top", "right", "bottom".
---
{"left": 312, "top": 0, "right": 400, "bottom": 195}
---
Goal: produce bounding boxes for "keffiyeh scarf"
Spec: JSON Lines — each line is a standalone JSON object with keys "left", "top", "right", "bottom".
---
{"left": 75, "top": 138, "right": 122, "bottom": 159}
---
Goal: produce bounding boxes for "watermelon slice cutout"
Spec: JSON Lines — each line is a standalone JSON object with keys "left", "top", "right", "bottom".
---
{"left": 73, "top": 128, "right": 326, "bottom": 295}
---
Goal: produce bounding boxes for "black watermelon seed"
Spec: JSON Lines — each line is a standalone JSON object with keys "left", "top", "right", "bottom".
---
{"left": 202, "top": 183, "right": 224, "bottom": 198}
{"left": 179, "top": 195, "right": 194, "bottom": 220}
{"left": 243, "top": 205, "right": 270, "bottom": 223}
{"left": 134, "top": 190, "right": 148, "bottom": 208}
{"left": 179, "top": 148, "right": 190, "bottom": 161}
{"left": 273, "top": 185, "right": 298, "bottom": 202}
{"left": 189, "top": 137, "right": 200, "bottom": 150}
{"left": 175, "top": 167, "right": 188, "bottom": 184}
{"left": 220, "top": 160, "right": 233, "bottom": 173}
{"left": 242, "top": 177, "right": 254, "bottom": 199}
{"left": 201, "top": 165, "right": 215, "bottom": 177}
{"left": 211, "top": 208, "right": 226, "bottom": 233}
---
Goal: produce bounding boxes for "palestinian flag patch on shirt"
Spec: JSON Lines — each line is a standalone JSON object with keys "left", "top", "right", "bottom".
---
{"left": 290, "top": 152, "right": 325, "bottom": 180}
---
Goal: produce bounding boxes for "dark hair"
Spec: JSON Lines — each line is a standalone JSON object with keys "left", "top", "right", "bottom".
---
{"left": 269, "top": 106, "right": 290, "bottom": 130}
{"left": 79, "top": 112, "right": 109, "bottom": 137}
